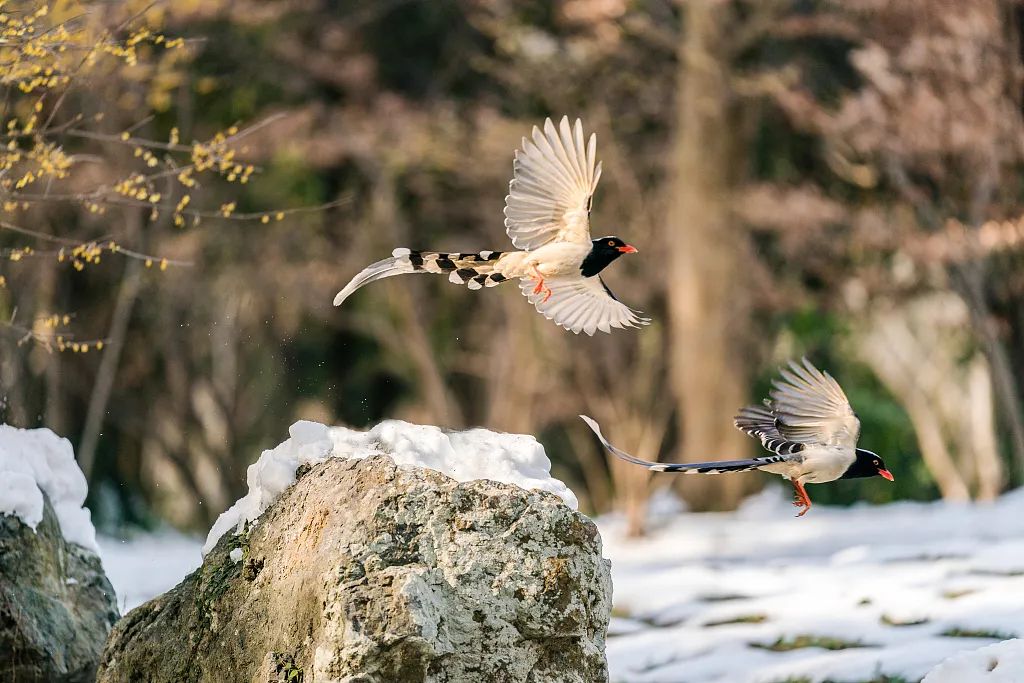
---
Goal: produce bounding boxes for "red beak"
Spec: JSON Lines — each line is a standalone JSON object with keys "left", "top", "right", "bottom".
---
{"left": 617, "top": 245, "right": 638, "bottom": 254}
{"left": 879, "top": 469, "right": 894, "bottom": 482}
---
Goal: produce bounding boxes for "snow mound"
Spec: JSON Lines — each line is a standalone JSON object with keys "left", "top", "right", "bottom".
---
{"left": 202, "top": 419, "right": 577, "bottom": 555}
{"left": 0, "top": 424, "right": 97, "bottom": 553}
{"left": 923, "top": 639, "right": 1024, "bottom": 682}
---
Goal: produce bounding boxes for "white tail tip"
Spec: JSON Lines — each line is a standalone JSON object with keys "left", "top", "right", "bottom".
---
{"left": 579, "top": 415, "right": 601, "bottom": 436}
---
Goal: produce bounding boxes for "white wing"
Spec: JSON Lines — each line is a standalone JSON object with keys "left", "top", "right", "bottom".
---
{"left": 769, "top": 358, "right": 861, "bottom": 449}
{"left": 504, "top": 116, "right": 602, "bottom": 251}
{"left": 520, "top": 275, "right": 648, "bottom": 336}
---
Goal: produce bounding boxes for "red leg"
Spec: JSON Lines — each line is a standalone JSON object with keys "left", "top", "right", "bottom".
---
{"left": 791, "top": 480, "right": 812, "bottom": 517}
{"left": 530, "top": 266, "right": 552, "bottom": 302}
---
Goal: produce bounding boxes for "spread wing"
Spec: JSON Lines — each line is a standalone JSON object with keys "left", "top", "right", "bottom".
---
{"left": 504, "top": 116, "right": 601, "bottom": 251}
{"left": 520, "top": 275, "right": 648, "bottom": 336}
{"left": 768, "top": 358, "right": 860, "bottom": 449}
{"left": 734, "top": 404, "right": 806, "bottom": 456}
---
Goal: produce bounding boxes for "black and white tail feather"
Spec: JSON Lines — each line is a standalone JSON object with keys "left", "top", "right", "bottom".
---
{"left": 579, "top": 415, "right": 796, "bottom": 474}
{"left": 333, "top": 248, "right": 509, "bottom": 306}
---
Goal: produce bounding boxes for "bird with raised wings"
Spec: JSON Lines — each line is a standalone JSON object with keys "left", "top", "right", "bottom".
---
{"left": 333, "top": 116, "right": 648, "bottom": 335}
{"left": 581, "top": 358, "right": 893, "bottom": 516}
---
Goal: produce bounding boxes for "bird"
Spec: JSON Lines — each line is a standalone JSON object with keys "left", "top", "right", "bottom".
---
{"left": 580, "top": 358, "right": 894, "bottom": 517}
{"left": 332, "top": 116, "right": 649, "bottom": 335}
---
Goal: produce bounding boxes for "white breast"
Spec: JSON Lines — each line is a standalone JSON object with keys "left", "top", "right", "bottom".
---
{"left": 797, "top": 446, "right": 856, "bottom": 484}
{"left": 522, "top": 242, "right": 591, "bottom": 278}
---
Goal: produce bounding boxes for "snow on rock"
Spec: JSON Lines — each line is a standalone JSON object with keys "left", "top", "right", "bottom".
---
{"left": 0, "top": 424, "right": 97, "bottom": 553}
{"left": 202, "top": 419, "right": 576, "bottom": 555}
{"left": 923, "top": 639, "right": 1024, "bottom": 682}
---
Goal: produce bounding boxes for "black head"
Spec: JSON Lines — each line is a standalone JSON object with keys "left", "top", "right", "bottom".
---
{"left": 580, "top": 236, "right": 638, "bottom": 277}
{"left": 841, "top": 448, "right": 894, "bottom": 481}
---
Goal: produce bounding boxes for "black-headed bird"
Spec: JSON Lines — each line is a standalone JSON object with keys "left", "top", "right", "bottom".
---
{"left": 581, "top": 358, "right": 893, "bottom": 516}
{"left": 333, "top": 116, "right": 648, "bottom": 335}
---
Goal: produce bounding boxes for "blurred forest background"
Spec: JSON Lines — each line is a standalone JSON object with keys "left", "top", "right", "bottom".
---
{"left": 2, "top": 0, "right": 1024, "bottom": 537}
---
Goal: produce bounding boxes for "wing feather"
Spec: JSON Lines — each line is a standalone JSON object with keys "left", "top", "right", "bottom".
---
{"left": 504, "top": 116, "right": 599, "bottom": 250}
{"left": 734, "top": 404, "right": 806, "bottom": 456}
{"left": 520, "top": 275, "right": 649, "bottom": 336}
{"left": 768, "top": 358, "right": 860, "bottom": 448}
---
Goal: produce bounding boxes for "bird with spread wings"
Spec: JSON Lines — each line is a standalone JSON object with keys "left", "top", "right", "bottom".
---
{"left": 333, "top": 116, "right": 648, "bottom": 335}
{"left": 582, "top": 358, "right": 894, "bottom": 516}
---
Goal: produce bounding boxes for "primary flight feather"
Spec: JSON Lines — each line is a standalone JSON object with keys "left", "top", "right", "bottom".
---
{"left": 333, "top": 116, "right": 649, "bottom": 335}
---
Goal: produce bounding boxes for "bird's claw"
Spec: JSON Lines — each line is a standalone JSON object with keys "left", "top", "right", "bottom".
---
{"left": 791, "top": 483, "right": 812, "bottom": 517}
{"left": 532, "top": 275, "right": 552, "bottom": 302}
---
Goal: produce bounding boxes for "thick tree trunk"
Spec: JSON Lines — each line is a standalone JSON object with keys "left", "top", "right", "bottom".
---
{"left": 667, "top": 0, "right": 757, "bottom": 510}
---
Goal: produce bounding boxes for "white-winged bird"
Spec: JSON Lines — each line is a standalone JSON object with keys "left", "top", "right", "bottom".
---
{"left": 581, "top": 358, "right": 893, "bottom": 517}
{"left": 333, "top": 116, "right": 649, "bottom": 335}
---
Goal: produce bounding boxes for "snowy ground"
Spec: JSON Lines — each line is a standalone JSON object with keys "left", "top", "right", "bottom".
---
{"left": 95, "top": 485, "right": 1024, "bottom": 682}
{"left": 98, "top": 531, "right": 203, "bottom": 613}
{"left": 601, "top": 488, "right": 1024, "bottom": 683}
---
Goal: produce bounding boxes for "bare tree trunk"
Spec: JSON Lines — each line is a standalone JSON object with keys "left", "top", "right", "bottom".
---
{"left": 858, "top": 339, "right": 970, "bottom": 500}
{"left": 39, "top": 261, "right": 65, "bottom": 434}
{"left": 855, "top": 296, "right": 986, "bottom": 501}
{"left": 667, "top": 0, "right": 756, "bottom": 510}
{"left": 392, "top": 285, "right": 465, "bottom": 428}
{"left": 78, "top": 210, "right": 144, "bottom": 481}
{"left": 902, "top": 395, "right": 971, "bottom": 502}
{"left": 950, "top": 264, "right": 1024, "bottom": 477}
{"left": 965, "top": 356, "right": 1003, "bottom": 500}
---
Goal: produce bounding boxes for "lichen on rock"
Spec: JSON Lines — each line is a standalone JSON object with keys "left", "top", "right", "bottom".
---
{"left": 0, "top": 493, "right": 119, "bottom": 682}
{"left": 98, "top": 455, "right": 612, "bottom": 683}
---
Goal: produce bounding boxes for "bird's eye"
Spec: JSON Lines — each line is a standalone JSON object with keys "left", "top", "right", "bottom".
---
{"left": 607, "top": 240, "right": 615, "bottom": 246}
{"left": 874, "top": 460, "right": 879, "bottom": 466}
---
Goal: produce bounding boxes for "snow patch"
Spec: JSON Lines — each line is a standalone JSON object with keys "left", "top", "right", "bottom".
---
{"left": 202, "top": 419, "right": 577, "bottom": 555}
{"left": 602, "top": 487, "right": 1024, "bottom": 683}
{"left": 0, "top": 424, "right": 97, "bottom": 553}
{"left": 99, "top": 531, "right": 202, "bottom": 612}
{"left": 229, "top": 548, "right": 243, "bottom": 564}
{"left": 924, "top": 639, "right": 1024, "bottom": 682}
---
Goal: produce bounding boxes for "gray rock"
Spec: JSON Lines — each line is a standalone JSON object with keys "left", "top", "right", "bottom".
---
{"left": 0, "top": 495, "right": 119, "bottom": 682}
{"left": 98, "top": 455, "right": 612, "bottom": 683}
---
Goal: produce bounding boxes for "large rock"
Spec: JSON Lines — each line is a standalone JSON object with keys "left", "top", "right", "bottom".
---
{"left": 0, "top": 495, "right": 119, "bottom": 682}
{"left": 98, "top": 456, "right": 612, "bottom": 683}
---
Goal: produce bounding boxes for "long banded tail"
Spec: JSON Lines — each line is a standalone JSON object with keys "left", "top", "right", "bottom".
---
{"left": 333, "top": 248, "right": 508, "bottom": 306}
{"left": 579, "top": 415, "right": 792, "bottom": 474}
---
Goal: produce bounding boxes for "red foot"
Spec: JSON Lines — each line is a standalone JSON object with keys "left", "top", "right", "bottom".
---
{"left": 532, "top": 273, "right": 553, "bottom": 302}
{"left": 791, "top": 480, "right": 812, "bottom": 518}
